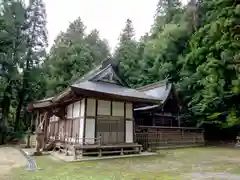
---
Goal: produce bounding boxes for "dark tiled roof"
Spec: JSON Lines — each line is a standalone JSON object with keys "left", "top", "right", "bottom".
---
{"left": 30, "top": 97, "right": 54, "bottom": 109}
{"left": 30, "top": 63, "right": 164, "bottom": 109}
{"left": 137, "top": 81, "right": 172, "bottom": 103}
{"left": 71, "top": 81, "right": 160, "bottom": 103}
{"left": 73, "top": 64, "right": 102, "bottom": 84}
{"left": 134, "top": 81, "right": 173, "bottom": 111}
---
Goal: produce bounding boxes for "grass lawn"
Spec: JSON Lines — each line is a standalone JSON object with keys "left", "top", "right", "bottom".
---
{"left": 3, "top": 147, "right": 240, "bottom": 180}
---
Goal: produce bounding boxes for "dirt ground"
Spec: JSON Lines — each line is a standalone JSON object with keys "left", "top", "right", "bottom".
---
{"left": 0, "top": 146, "right": 27, "bottom": 176}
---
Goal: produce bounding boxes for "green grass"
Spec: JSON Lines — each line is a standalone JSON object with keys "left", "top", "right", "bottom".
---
{"left": 4, "top": 147, "right": 240, "bottom": 180}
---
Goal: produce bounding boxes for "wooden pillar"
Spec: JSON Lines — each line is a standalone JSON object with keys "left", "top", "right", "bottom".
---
{"left": 124, "top": 102, "right": 126, "bottom": 143}
{"left": 57, "top": 119, "right": 59, "bottom": 136}
{"left": 94, "top": 99, "right": 98, "bottom": 141}
{"left": 30, "top": 113, "right": 33, "bottom": 132}
{"left": 132, "top": 106, "right": 135, "bottom": 143}
{"left": 71, "top": 104, "right": 74, "bottom": 139}
{"left": 83, "top": 98, "right": 87, "bottom": 144}
{"left": 152, "top": 113, "right": 156, "bottom": 126}
{"left": 43, "top": 112, "right": 50, "bottom": 144}
{"left": 177, "top": 113, "right": 180, "bottom": 127}
{"left": 35, "top": 111, "right": 39, "bottom": 132}
{"left": 70, "top": 119, "right": 73, "bottom": 139}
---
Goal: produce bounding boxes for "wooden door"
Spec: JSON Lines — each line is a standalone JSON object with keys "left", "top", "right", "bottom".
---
{"left": 97, "top": 117, "right": 124, "bottom": 145}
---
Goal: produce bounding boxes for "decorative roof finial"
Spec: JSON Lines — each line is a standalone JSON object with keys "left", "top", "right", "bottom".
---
{"left": 101, "top": 56, "right": 119, "bottom": 70}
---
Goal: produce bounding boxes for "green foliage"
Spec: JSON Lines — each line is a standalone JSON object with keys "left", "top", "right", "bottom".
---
{"left": 44, "top": 17, "right": 110, "bottom": 96}
{"left": 180, "top": 0, "right": 240, "bottom": 126}
{"left": 115, "top": 0, "right": 240, "bottom": 127}
{"left": 0, "top": 0, "right": 27, "bottom": 143}
{"left": 114, "top": 19, "right": 141, "bottom": 87}
{"left": 1, "top": 0, "right": 240, "bottom": 143}
{"left": 0, "top": 0, "right": 49, "bottom": 140}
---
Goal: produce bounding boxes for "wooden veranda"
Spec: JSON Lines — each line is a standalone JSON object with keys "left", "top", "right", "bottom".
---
{"left": 135, "top": 125, "right": 204, "bottom": 150}
{"left": 46, "top": 133, "right": 142, "bottom": 159}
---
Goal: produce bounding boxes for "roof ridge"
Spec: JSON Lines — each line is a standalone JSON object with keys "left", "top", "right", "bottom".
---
{"left": 72, "top": 64, "right": 103, "bottom": 85}
{"left": 91, "top": 65, "right": 127, "bottom": 87}
{"left": 136, "top": 80, "right": 167, "bottom": 91}
{"left": 53, "top": 64, "right": 120, "bottom": 102}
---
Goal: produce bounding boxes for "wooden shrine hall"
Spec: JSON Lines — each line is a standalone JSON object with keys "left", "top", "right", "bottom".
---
{"left": 28, "top": 60, "right": 161, "bottom": 159}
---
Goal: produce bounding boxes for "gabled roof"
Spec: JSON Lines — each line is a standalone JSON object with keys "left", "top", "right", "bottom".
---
{"left": 72, "top": 64, "right": 126, "bottom": 87}
{"left": 136, "top": 80, "right": 171, "bottom": 104}
{"left": 29, "top": 62, "right": 162, "bottom": 110}
{"left": 28, "top": 97, "right": 54, "bottom": 111}
{"left": 71, "top": 81, "right": 161, "bottom": 103}
{"left": 52, "top": 63, "right": 130, "bottom": 102}
{"left": 134, "top": 81, "right": 181, "bottom": 111}
{"left": 66, "top": 63, "right": 160, "bottom": 103}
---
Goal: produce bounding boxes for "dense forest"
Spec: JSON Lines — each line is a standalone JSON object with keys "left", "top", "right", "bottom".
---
{"left": 0, "top": 0, "right": 239, "bottom": 144}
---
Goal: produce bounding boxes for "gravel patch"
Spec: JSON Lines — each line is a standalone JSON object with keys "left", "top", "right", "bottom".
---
{"left": 184, "top": 172, "right": 240, "bottom": 180}
{"left": 0, "top": 146, "right": 27, "bottom": 176}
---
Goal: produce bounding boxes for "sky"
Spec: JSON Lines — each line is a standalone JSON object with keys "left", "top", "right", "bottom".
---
{"left": 43, "top": 0, "right": 188, "bottom": 51}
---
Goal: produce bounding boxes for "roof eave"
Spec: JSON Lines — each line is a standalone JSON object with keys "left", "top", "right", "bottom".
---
{"left": 136, "top": 80, "right": 167, "bottom": 91}
{"left": 71, "top": 85, "right": 160, "bottom": 104}
{"left": 52, "top": 87, "right": 72, "bottom": 102}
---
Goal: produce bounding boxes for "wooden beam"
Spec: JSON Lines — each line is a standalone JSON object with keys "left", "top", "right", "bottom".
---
{"left": 132, "top": 104, "right": 135, "bottom": 143}
{"left": 110, "top": 100, "right": 113, "bottom": 116}
{"left": 95, "top": 99, "right": 98, "bottom": 141}
{"left": 35, "top": 111, "right": 39, "bottom": 132}
{"left": 70, "top": 103, "right": 74, "bottom": 137}
{"left": 124, "top": 102, "right": 126, "bottom": 143}
{"left": 83, "top": 98, "right": 87, "bottom": 144}
{"left": 43, "top": 112, "right": 50, "bottom": 144}
{"left": 78, "top": 100, "right": 81, "bottom": 138}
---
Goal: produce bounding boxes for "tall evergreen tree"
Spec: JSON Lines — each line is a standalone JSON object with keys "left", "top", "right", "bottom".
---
{"left": 151, "top": 0, "right": 182, "bottom": 38}
{"left": 85, "top": 29, "right": 110, "bottom": 65}
{"left": 114, "top": 19, "right": 140, "bottom": 87}
{"left": 0, "top": 0, "right": 27, "bottom": 142}
{"left": 180, "top": 0, "right": 240, "bottom": 126}
{"left": 44, "top": 17, "right": 110, "bottom": 96}
{"left": 15, "top": 0, "right": 48, "bottom": 130}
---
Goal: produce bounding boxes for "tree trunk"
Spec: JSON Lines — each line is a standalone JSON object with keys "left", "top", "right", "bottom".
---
{"left": 0, "top": 127, "right": 5, "bottom": 145}
{"left": 15, "top": 47, "right": 30, "bottom": 131}
{"left": 0, "top": 87, "right": 11, "bottom": 144}
{"left": 15, "top": 91, "right": 24, "bottom": 131}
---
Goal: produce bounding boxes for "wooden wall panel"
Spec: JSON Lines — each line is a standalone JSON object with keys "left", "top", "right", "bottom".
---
{"left": 72, "top": 119, "right": 78, "bottom": 137}
{"left": 85, "top": 118, "right": 95, "bottom": 144}
{"left": 58, "top": 120, "right": 64, "bottom": 141}
{"left": 69, "top": 120, "right": 72, "bottom": 137}
{"left": 73, "top": 101, "right": 80, "bottom": 118}
{"left": 54, "top": 123, "right": 58, "bottom": 136}
{"left": 79, "top": 118, "right": 84, "bottom": 144}
{"left": 86, "top": 98, "right": 96, "bottom": 116}
{"left": 65, "top": 120, "right": 69, "bottom": 136}
{"left": 112, "top": 101, "right": 124, "bottom": 117}
{"left": 126, "top": 103, "right": 133, "bottom": 119}
{"left": 67, "top": 104, "right": 73, "bottom": 118}
{"left": 126, "top": 120, "right": 133, "bottom": 143}
{"left": 80, "top": 99, "right": 85, "bottom": 117}
{"left": 98, "top": 100, "right": 110, "bottom": 115}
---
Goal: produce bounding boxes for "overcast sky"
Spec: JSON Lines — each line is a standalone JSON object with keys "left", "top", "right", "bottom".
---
{"left": 43, "top": 0, "right": 188, "bottom": 50}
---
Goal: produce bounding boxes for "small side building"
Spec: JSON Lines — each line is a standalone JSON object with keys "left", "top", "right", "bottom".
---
{"left": 134, "top": 81, "right": 181, "bottom": 127}
{"left": 28, "top": 62, "right": 160, "bottom": 158}
{"left": 133, "top": 81, "right": 204, "bottom": 149}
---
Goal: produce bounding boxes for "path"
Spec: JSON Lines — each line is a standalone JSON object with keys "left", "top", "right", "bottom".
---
{"left": 0, "top": 146, "right": 27, "bottom": 176}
